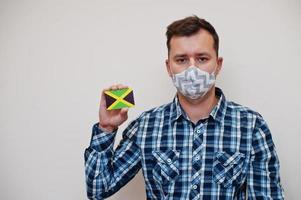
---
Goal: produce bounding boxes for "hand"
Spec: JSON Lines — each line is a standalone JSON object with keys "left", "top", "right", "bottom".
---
{"left": 98, "top": 84, "right": 129, "bottom": 132}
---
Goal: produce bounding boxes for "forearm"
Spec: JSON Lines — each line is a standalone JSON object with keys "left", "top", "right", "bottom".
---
{"left": 84, "top": 122, "right": 142, "bottom": 199}
{"left": 247, "top": 117, "right": 284, "bottom": 199}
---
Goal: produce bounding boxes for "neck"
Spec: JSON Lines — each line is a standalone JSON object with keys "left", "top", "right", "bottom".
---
{"left": 177, "top": 86, "right": 218, "bottom": 124}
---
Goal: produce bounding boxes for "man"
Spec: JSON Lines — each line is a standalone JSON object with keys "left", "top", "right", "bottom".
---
{"left": 84, "top": 15, "right": 284, "bottom": 199}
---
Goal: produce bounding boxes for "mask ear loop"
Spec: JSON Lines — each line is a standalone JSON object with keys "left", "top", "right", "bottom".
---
{"left": 211, "top": 65, "right": 218, "bottom": 77}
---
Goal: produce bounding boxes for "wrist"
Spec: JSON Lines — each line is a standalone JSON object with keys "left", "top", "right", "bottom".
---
{"left": 98, "top": 123, "right": 118, "bottom": 132}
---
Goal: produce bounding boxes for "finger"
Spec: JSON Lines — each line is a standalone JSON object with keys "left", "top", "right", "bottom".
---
{"left": 100, "top": 88, "right": 110, "bottom": 107}
{"left": 106, "top": 84, "right": 128, "bottom": 91}
{"left": 120, "top": 108, "right": 129, "bottom": 115}
{"left": 111, "top": 84, "right": 118, "bottom": 90}
{"left": 103, "top": 86, "right": 111, "bottom": 91}
{"left": 115, "top": 84, "right": 128, "bottom": 90}
{"left": 119, "top": 84, "right": 128, "bottom": 89}
{"left": 101, "top": 87, "right": 111, "bottom": 98}
{"left": 100, "top": 93, "right": 106, "bottom": 107}
{"left": 116, "top": 84, "right": 124, "bottom": 89}
{"left": 104, "top": 84, "right": 117, "bottom": 91}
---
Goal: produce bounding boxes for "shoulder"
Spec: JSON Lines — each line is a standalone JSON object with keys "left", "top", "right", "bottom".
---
{"left": 227, "top": 101, "right": 263, "bottom": 118}
{"left": 226, "top": 100, "right": 268, "bottom": 130}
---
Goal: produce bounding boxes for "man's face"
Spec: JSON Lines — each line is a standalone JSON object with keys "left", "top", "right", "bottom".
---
{"left": 166, "top": 29, "right": 223, "bottom": 77}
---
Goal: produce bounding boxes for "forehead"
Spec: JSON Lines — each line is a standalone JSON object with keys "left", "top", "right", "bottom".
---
{"left": 169, "top": 30, "right": 215, "bottom": 56}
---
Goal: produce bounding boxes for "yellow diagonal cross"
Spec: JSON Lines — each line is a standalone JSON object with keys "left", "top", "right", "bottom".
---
{"left": 105, "top": 88, "right": 134, "bottom": 110}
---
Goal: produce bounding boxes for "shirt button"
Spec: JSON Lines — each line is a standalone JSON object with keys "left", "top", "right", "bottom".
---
{"left": 195, "top": 156, "right": 200, "bottom": 161}
{"left": 192, "top": 185, "right": 197, "bottom": 190}
{"left": 167, "top": 158, "right": 172, "bottom": 163}
{"left": 196, "top": 129, "right": 201, "bottom": 134}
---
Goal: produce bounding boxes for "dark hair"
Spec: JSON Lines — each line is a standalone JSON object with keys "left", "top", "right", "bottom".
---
{"left": 166, "top": 15, "right": 219, "bottom": 56}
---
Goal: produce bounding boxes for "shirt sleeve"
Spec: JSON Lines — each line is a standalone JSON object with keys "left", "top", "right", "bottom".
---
{"left": 247, "top": 115, "right": 285, "bottom": 199}
{"left": 84, "top": 116, "right": 142, "bottom": 200}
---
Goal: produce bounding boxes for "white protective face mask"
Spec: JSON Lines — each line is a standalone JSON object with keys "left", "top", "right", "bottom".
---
{"left": 171, "top": 65, "right": 216, "bottom": 99}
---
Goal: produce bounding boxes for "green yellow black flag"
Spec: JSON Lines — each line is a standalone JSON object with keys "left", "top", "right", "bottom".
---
{"left": 104, "top": 88, "right": 135, "bottom": 110}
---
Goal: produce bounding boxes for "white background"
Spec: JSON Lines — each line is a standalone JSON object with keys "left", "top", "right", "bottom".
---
{"left": 0, "top": 0, "right": 300, "bottom": 199}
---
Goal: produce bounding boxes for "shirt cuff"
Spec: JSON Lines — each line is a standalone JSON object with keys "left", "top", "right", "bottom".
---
{"left": 89, "top": 122, "right": 118, "bottom": 152}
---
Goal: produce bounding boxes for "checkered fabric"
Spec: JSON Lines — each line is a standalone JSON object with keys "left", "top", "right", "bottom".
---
{"left": 84, "top": 87, "right": 284, "bottom": 200}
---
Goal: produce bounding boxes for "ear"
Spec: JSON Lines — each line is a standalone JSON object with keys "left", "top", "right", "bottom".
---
{"left": 165, "top": 59, "right": 172, "bottom": 77}
{"left": 215, "top": 57, "right": 223, "bottom": 76}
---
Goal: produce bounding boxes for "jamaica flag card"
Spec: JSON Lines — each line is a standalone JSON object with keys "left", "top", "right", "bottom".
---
{"left": 104, "top": 88, "right": 135, "bottom": 110}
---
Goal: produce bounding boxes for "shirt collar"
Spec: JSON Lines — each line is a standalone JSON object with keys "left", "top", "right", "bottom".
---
{"left": 170, "top": 87, "right": 227, "bottom": 125}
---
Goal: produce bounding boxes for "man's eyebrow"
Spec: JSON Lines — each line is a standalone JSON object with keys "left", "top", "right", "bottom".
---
{"left": 195, "top": 52, "right": 211, "bottom": 56}
{"left": 173, "top": 54, "right": 187, "bottom": 59}
{"left": 173, "top": 52, "right": 211, "bottom": 59}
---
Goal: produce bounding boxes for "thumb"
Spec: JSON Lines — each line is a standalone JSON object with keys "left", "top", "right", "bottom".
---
{"left": 120, "top": 108, "right": 129, "bottom": 115}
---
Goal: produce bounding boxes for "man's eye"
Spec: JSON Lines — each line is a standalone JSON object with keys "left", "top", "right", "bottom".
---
{"left": 176, "top": 58, "right": 187, "bottom": 64}
{"left": 197, "top": 57, "right": 208, "bottom": 63}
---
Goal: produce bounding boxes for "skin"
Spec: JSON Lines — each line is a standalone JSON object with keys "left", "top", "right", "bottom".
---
{"left": 165, "top": 29, "right": 223, "bottom": 124}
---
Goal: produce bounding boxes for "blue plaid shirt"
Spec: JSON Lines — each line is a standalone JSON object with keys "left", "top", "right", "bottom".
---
{"left": 84, "top": 87, "right": 284, "bottom": 200}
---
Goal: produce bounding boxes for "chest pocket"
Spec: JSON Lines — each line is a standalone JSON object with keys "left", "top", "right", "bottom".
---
{"left": 152, "top": 149, "right": 180, "bottom": 185}
{"left": 213, "top": 151, "right": 245, "bottom": 188}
